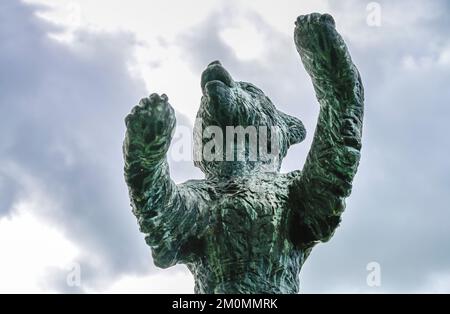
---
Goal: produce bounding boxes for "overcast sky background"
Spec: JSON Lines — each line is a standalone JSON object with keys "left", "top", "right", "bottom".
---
{"left": 1, "top": 0, "right": 449, "bottom": 293}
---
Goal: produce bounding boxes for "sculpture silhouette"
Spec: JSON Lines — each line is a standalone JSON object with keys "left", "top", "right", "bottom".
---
{"left": 123, "top": 13, "right": 364, "bottom": 293}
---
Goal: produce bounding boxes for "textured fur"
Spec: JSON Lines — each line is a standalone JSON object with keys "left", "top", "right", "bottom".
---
{"left": 123, "top": 13, "right": 364, "bottom": 293}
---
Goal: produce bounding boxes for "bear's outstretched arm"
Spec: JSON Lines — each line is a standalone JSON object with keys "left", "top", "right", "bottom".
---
{"left": 289, "top": 13, "right": 364, "bottom": 248}
{"left": 123, "top": 94, "right": 200, "bottom": 268}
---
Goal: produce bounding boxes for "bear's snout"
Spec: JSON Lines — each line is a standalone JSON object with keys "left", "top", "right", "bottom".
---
{"left": 201, "top": 61, "right": 234, "bottom": 95}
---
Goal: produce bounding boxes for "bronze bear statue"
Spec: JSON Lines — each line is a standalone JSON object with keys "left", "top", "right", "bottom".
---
{"left": 123, "top": 13, "right": 364, "bottom": 293}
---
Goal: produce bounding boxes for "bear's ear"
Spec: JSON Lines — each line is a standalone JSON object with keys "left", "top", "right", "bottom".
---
{"left": 279, "top": 111, "right": 306, "bottom": 146}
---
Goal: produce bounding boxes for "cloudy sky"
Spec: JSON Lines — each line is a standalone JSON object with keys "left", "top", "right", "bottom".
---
{"left": 1, "top": 0, "right": 449, "bottom": 293}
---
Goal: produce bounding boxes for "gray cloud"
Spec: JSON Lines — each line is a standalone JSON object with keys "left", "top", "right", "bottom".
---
{"left": 0, "top": 172, "right": 22, "bottom": 216}
{"left": 0, "top": 0, "right": 156, "bottom": 290}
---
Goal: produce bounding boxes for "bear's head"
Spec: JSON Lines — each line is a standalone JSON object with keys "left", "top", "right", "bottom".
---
{"left": 193, "top": 61, "right": 306, "bottom": 178}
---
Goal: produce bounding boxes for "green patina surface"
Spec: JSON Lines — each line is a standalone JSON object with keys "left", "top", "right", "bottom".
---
{"left": 123, "top": 13, "right": 364, "bottom": 293}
